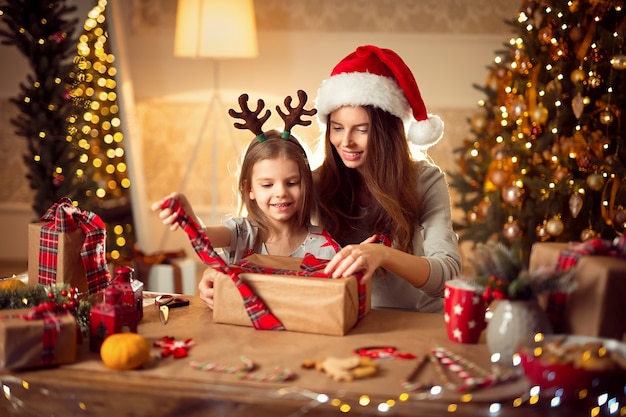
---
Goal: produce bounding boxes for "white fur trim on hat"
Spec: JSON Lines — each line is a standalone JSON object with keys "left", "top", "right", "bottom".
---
{"left": 315, "top": 72, "right": 443, "bottom": 149}
{"left": 408, "top": 114, "right": 444, "bottom": 148}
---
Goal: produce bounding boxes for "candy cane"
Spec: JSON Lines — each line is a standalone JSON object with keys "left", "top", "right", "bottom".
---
{"left": 237, "top": 366, "right": 296, "bottom": 383}
{"left": 431, "top": 348, "right": 477, "bottom": 391}
{"left": 428, "top": 353, "right": 456, "bottom": 390}
{"left": 400, "top": 355, "right": 433, "bottom": 392}
{"left": 190, "top": 356, "right": 255, "bottom": 374}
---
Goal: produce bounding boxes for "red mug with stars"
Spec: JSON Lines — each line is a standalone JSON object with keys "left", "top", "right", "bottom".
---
{"left": 444, "top": 279, "right": 486, "bottom": 344}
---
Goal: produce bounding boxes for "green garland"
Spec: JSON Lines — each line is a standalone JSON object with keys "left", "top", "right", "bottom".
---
{"left": 0, "top": 283, "right": 92, "bottom": 336}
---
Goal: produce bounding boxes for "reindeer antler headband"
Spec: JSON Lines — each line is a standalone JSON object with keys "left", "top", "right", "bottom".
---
{"left": 228, "top": 90, "right": 317, "bottom": 142}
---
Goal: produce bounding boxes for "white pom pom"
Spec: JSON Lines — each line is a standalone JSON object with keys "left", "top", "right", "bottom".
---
{"left": 407, "top": 114, "right": 444, "bottom": 149}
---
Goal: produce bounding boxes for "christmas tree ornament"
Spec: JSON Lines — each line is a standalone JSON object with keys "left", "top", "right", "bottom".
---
{"left": 586, "top": 172, "right": 604, "bottom": 191}
{"left": 477, "top": 199, "right": 490, "bottom": 219}
{"left": 538, "top": 26, "right": 553, "bottom": 44}
{"left": 503, "top": 217, "right": 522, "bottom": 240}
{"left": 530, "top": 102, "right": 549, "bottom": 124}
{"left": 569, "top": 193, "right": 583, "bottom": 218}
{"left": 536, "top": 221, "right": 550, "bottom": 241}
{"left": 570, "top": 68, "right": 586, "bottom": 84}
{"left": 599, "top": 108, "right": 615, "bottom": 125}
{"left": 571, "top": 92, "right": 585, "bottom": 119}
{"left": 467, "top": 210, "right": 478, "bottom": 224}
{"left": 580, "top": 227, "right": 598, "bottom": 241}
{"left": 502, "top": 185, "right": 523, "bottom": 206}
{"left": 569, "top": 25, "right": 584, "bottom": 43}
{"left": 546, "top": 216, "right": 564, "bottom": 237}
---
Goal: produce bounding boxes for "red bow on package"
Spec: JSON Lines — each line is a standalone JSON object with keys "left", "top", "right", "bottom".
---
{"left": 22, "top": 303, "right": 69, "bottom": 366}
{"left": 38, "top": 197, "right": 111, "bottom": 295}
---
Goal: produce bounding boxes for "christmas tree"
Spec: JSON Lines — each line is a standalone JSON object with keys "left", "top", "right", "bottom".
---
{"left": 0, "top": 0, "right": 95, "bottom": 215}
{"left": 0, "top": 0, "right": 135, "bottom": 260}
{"left": 450, "top": 0, "right": 626, "bottom": 262}
{"left": 68, "top": 0, "right": 136, "bottom": 260}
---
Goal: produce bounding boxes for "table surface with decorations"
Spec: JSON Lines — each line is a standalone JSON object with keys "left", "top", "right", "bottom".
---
{"left": 0, "top": 293, "right": 617, "bottom": 417}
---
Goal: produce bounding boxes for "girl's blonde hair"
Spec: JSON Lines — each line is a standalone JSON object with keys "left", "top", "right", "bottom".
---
{"left": 238, "top": 129, "right": 313, "bottom": 250}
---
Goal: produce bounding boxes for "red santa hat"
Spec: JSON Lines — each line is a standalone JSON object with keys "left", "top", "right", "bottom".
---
{"left": 315, "top": 45, "right": 444, "bottom": 149}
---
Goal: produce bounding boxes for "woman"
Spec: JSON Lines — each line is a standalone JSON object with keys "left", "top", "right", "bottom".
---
{"left": 312, "top": 45, "right": 461, "bottom": 313}
{"left": 198, "top": 45, "right": 461, "bottom": 312}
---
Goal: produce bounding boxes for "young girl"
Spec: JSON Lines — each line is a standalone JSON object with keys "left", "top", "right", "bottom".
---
{"left": 152, "top": 91, "right": 340, "bottom": 266}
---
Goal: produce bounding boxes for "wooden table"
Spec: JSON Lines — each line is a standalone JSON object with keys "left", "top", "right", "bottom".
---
{"left": 0, "top": 296, "right": 618, "bottom": 417}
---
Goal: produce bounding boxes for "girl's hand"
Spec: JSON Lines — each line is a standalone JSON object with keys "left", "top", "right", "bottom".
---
{"left": 151, "top": 192, "right": 195, "bottom": 231}
{"left": 197, "top": 266, "right": 219, "bottom": 309}
{"left": 323, "top": 235, "right": 384, "bottom": 282}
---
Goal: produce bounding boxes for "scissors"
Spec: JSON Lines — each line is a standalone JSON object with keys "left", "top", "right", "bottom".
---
{"left": 155, "top": 294, "right": 190, "bottom": 325}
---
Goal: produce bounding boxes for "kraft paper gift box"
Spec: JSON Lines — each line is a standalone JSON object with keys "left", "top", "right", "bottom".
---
{"left": 528, "top": 242, "right": 626, "bottom": 341}
{"left": 0, "top": 308, "right": 77, "bottom": 370}
{"left": 212, "top": 254, "right": 370, "bottom": 336}
{"left": 28, "top": 222, "right": 88, "bottom": 293}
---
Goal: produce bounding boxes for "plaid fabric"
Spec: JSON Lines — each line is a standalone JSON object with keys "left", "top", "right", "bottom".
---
{"left": 162, "top": 198, "right": 284, "bottom": 330}
{"left": 22, "top": 304, "right": 66, "bottom": 366}
{"left": 547, "top": 236, "right": 626, "bottom": 331}
{"left": 37, "top": 197, "right": 110, "bottom": 295}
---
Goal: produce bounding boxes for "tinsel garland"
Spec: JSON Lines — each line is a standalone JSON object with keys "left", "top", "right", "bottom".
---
{"left": 0, "top": 283, "right": 92, "bottom": 336}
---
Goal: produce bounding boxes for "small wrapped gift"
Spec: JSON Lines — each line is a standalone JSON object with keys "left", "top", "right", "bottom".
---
{"left": 529, "top": 241, "right": 626, "bottom": 340}
{"left": 28, "top": 197, "right": 111, "bottom": 295}
{"left": 212, "top": 254, "right": 370, "bottom": 336}
{"left": 0, "top": 304, "right": 77, "bottom": 370}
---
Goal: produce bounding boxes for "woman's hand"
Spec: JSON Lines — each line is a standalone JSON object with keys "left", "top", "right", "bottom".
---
{"left": 151, "top": 192, "right": 197, "bottom": 231}
{"left": 323, "top": 235, "right": 385, "bottom": 282}
{"left": 197, "top": 266, "right": 220, "bottom": 309}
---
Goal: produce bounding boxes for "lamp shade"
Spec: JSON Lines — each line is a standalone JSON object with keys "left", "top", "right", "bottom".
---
{"left": 174, "top": 0, "right": 258, "bottom": 58}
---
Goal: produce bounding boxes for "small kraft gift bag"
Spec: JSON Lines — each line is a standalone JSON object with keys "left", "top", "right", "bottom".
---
{"left": 28, "top": 197, "right": 111, "bottom": 295}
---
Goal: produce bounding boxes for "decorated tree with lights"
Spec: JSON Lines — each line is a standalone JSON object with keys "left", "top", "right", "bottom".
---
{"left": 0, "top": 0, "right": 135, "bottom": 260}
{"left": 68, "top": 1, "right": 136, "bottom": 260}
{"left": 0, "top": 0, "right": 94, "bottom": 215}
{"left": 450, "top": 0, "right": 626, "bottom": 262}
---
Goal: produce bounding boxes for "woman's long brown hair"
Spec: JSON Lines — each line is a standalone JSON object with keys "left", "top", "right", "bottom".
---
{"left": 316, "top": 106, "right": 420, "bottom": 252}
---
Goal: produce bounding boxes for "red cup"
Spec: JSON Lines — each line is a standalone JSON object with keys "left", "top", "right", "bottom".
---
{"left": 444, "top": 279, "right": 486, "bottom": 344}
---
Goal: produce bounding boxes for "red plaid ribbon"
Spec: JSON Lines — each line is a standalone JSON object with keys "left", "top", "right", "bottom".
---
{"left": 162, "top": 198, "right": 284, "bottom": 330}
{"left": 22, "top": 303, "right": 67, "bottom": 366}
{"left": 235, "top": 252, "right": 369, "bottom": 321}
{"left": 37, "top": 197, "right": 111, "bottom": 295}
{"left": 548, "top": 236, "right": 626, "bottom": 331}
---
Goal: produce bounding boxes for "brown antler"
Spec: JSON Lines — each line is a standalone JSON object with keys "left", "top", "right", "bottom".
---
{"left": 276, "top": 90, "right": 317, "bottom": 134}
{"left": 228, "top": 93, "right": 271, "bottom": 138}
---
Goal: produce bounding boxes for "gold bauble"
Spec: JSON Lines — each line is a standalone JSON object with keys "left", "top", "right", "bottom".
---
{"left": 470, "top": 113, "right": 488, "bottom": 133}
{"left": 502, "top": 185, "right": 523, "bottom": 206}
{"left": 503, "top": 219, "right": 522, "bottom": 240}
{"left": 580, "top": 228, "right": 598, "bottom": 241}
{"left": 536, "top": 222, "right": 550, "bottom": 242}
{"left": 546, "top": 216, "right": 564, "bottom": 237}
{"left": 490, "top": 168, "right": 511, "bottom": 188}
{"left": 570, "top": 68, "right": 586, "bottom": 84}
{"left": 530, "top": 103, "right": 549, "bottom": 124}
{"left": 586, "top": 173, "right": 604, "bottom": 191}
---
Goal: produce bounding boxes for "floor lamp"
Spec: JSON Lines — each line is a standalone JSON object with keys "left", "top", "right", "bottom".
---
{"left": 173, "top": 0, "right": 258, "bottom": 224}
